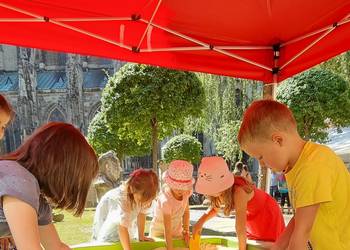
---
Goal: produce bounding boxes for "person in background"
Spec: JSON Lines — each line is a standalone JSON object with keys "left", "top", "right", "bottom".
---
{"left": 278, "top": 174, "right": 291, "bottom": 214}
{"left": 270, "top": 171, "right": 280, "bottom": 202}
{"left": 233, "top": 161, "right": 253, "bottom": 183}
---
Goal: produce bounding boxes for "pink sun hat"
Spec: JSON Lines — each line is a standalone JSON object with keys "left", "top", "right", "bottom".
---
{"left": 195, "top": 156, "right": 234, "bottom": 195}
{"left": 163, "top": 160, "right": 194, "bottom": 190}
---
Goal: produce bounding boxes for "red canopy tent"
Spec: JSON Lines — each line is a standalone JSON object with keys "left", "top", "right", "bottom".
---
{"left": 0, "top": 0, "right": 350, "bottom": 83}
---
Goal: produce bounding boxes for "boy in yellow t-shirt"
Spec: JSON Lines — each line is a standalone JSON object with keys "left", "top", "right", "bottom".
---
{"left": 238, "top": 99, "right": 350, "bottom": 250}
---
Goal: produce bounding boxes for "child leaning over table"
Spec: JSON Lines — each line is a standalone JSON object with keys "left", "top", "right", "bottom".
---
{"left": 92, "top": 169, "right": 159, "bottom": 250}
{"left": 149, "top": 160, "right": 194, "bottom": 250}
{"left": 192, "top": 156, "right": 285, "bottom": 250}
{"left": 238, "top": 99, "right": 350, "bottom": 250}
{"left": 0, "top": 122, "right": 99, "bottom": 250}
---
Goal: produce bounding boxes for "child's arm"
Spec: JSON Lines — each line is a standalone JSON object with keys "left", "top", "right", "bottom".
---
{"left": 234, "top": 187, "right": 249, "bottom": 250}
{"left": 39, "top": 224, "right": 71, "bottom": 250}
{"left": 163, "top": 213, "right": 174, "bottom": 250}
{"left": 118, "top": 225, "right": 132, "bottom": 250}
{"left": 192, "top": 207, "right": 218, "bottom": 236}
{"left": 137, "top": 213, "right": 154, "bottom": 241}
{"left": 287, "top": 204, "right": 319, "bottom": 250}
{"left": 271, "top": 216, "right": 295, "bottom": 250}
{"left": 2, "top": 196, "right": 42, "bottom": 250}
{"left": 182, "top": 202, "right": 190, "bottom": 246}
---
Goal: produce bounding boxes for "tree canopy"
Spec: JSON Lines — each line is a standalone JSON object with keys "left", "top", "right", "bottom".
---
{"left": 320, "top": 51, "right": 350, "bottom": 82}
{"left": 87, "top": 111, "right": 150, "bottom": 160}
{"left": 277, "top": 68, "right": 350, "bottom": 142}
{"left": 215, "top": 121, "right": 241, "bottom": 162}
{"left": 184, "top": 74, "right": 262, "bottom": 162}
{"left": 162, "top": 134, "right": 202, "bottom": 164}
{"left": 100, "top": 63, "right": 205, "bottom": 171}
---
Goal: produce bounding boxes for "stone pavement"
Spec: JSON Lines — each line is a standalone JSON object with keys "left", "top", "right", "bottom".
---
{"left": 189, "top": 206, "right": 293, "bottom": 236}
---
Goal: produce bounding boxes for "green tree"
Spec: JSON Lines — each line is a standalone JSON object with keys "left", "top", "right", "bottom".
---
{"left": 320, "top": 52, "right": 350, "bottom": 82}
{"left": 215, "top": 121, "right": 241, "bottom": 162}
{"left": 277, "top": 68, "right": 350, "bottom": 142}
{"left": 102, "top": 63, "right": 205, "bottom": 172}
{"left": 184, "top": 74, "right": 262, "bottom": 160}
{"left": 87, "top": 111, "right": 150, "bottom": 161}
{"left": 162, "top": 134, "right": 202, "bottom": 164}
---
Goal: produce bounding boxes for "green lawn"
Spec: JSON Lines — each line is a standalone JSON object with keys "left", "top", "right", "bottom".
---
{"left": 54, "top": 209, "right": 95, "bottom": 245}
{"left": 54, "top": 209, "right": 151, "bottom": 246}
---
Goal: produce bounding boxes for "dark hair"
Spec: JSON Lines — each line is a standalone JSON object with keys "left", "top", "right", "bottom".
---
{"left": 126, "top": 168, "right": 159, "bottom": 208}
{"left": 0, "top": 122, "right": 99, "bottom": 216}
{"left": 0, "top": 94, "right": 14, "bottom": 118}
{"left": 234, "top": 161, "right": 248, "bottom": 175}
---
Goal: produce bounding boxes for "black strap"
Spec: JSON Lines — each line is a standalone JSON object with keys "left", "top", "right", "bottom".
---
{"left": 307, "top": 241, "right": 313, "bottom": 250}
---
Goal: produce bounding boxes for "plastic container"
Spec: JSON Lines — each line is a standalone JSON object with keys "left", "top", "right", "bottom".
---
{"left": 72, "top": 237, "right": 271, "bottom": 250}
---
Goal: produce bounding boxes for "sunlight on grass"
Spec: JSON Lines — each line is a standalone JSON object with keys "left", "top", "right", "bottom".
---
{"left": 54, "top": 209, "right": 95, "bottom": 245}
{"left": 54, "top": 209, "right": 151, "bottom": 245}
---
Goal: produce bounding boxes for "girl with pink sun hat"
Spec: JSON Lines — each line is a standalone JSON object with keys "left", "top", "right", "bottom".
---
{"left": 150, "top": 160, "right": 194, "bottom": 249}
{"left": 193, "top": 156, "right": 285, "bottom": 250}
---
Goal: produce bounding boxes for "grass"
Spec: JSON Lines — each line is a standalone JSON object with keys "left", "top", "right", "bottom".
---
{"left": 55, "top": 206, "right": 220, "bottom": 245}
{"left": 54, "top": 209, "right": 95, "bottom": 245}
{"left": 54, "top": 209, "right": 151, "bottom": 246}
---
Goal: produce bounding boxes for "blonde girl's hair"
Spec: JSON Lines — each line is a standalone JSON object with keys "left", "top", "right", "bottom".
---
{"left": 209, "top": 176, "right": 253, "bottom": 216}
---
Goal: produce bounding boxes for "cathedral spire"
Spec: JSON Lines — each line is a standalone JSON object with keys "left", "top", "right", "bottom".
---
{"left": 17, "top": 47, "right": 38, "bottom": 137}
{"left": 66, "top": 54, "right": 84, "bottom": 131}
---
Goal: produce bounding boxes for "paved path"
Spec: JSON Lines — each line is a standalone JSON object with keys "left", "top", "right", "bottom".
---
{"left": 189, "top": 207, "right": 293, "bottom": 236}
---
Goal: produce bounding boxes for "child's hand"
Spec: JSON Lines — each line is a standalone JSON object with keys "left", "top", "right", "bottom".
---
{"left": 192, "top": 223, "right": 203, "bottom": 236}
{"left": 139, "top": 236, "right": 155, "bottom": 242}
{"left": 182, "top": 231, "right": 190, "bottom": 246}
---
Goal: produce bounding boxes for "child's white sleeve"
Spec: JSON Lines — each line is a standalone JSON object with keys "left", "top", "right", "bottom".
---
{"left": 119, "top": 196, "right": 132, "bottom": 228}
{"left": 159, "top": 197, "right": 172, "bottom": 215}
{"left": 140, "top": 200, "right": 155, "bottom": 215}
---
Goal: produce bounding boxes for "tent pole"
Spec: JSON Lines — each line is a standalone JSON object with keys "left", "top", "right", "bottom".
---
{"left": 262, "top": 82, "right": 277, "bottom": 99}
{"left": 259, "top": 44, "right": 279, "bottom": 192}
{"left": 260, "top": 82, "right": 276, "bottom": 192}
{"left": 136, "top": 0, "right": 162, "bottom": 50}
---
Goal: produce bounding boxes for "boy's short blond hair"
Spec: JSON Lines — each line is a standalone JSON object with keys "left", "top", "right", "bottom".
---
{"left": 238, "top": 99, "right": 297, "bottom": 145}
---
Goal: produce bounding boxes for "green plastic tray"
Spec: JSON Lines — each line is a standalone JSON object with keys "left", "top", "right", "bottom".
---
{"left": 72, "top": 237, "right": 270, "bottom": 250}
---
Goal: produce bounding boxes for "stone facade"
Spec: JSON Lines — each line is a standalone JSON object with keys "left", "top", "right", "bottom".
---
{"left": 0, "top": 45, "right": 123, "bottom": 153}
{"left": 0, "top": 45, "right": 265, "bottom": 206}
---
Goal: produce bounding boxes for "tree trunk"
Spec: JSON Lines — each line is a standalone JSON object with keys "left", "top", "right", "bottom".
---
{"left": 151, "top": 117, "right": 159, "bottom": 174}
{"left": 119, "top": 154, "right": 124, "bottom": 172}
{"left": 343, "top": 52, "right": 350, "bottom": 82}
{"left": 303, "top": 118, "right": 310, "bottom": 140}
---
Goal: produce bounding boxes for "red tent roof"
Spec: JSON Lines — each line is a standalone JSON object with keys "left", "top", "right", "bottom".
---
{"left": 1, "top": 0, "right": 350, "bottom": 82}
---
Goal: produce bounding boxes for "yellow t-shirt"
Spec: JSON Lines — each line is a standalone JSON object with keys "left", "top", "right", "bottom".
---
{"left": 286, "top": 141, "right": 350, "bottom": 250}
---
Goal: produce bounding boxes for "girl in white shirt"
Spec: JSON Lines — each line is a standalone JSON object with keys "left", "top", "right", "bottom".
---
{"left": 92, "top": 169, "right": 159, "bottom": 250}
